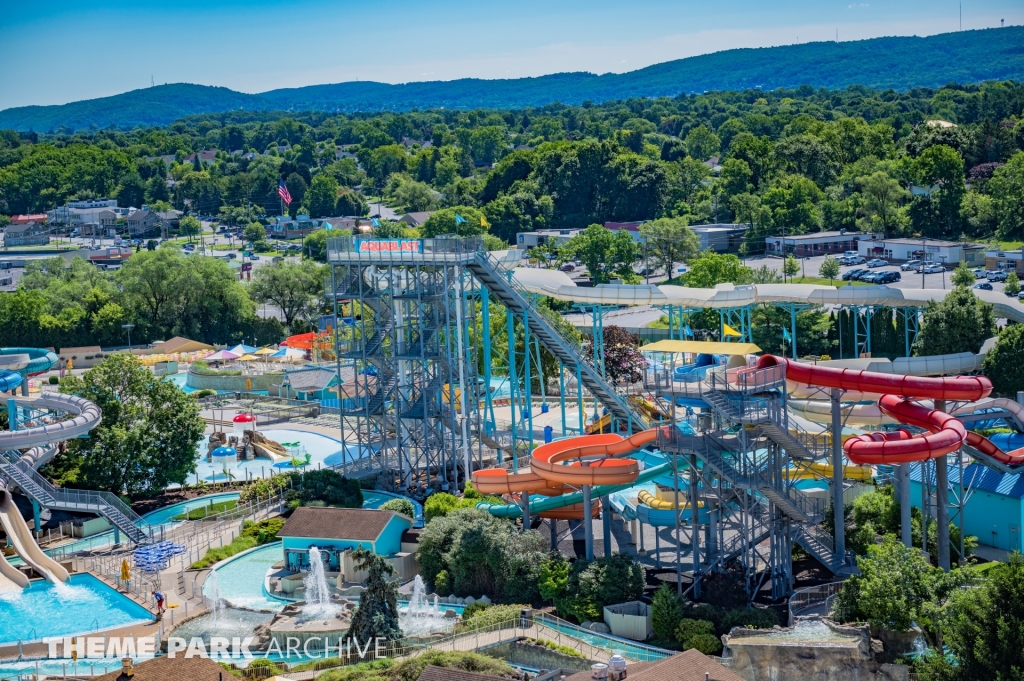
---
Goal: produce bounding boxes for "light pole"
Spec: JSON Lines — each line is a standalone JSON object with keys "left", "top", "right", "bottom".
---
{"left": 939, "top": 254, "right": 947, "bottom": 289}
{"left": 122, "top": 323, "right": 135, "bottom": 355}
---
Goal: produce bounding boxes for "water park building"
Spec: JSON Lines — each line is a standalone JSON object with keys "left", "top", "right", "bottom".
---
{"left": 277, "top": 507, "right": 417, "bottom": 579}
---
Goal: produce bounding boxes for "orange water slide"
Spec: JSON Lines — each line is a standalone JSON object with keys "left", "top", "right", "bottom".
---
{"left": 964, "top": 431, "right": 1024, "bottom": 465}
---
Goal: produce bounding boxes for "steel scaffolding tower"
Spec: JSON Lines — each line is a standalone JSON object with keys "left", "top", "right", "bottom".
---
{"left": 325, "top": 236, "right": 487, "bottom": 497}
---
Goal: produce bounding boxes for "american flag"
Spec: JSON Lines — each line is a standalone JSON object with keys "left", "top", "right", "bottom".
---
{"left": 278, "top": 178, "right": 292, "bottom": 205}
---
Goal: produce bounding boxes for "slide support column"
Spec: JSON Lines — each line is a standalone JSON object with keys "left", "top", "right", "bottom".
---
{"left": 602, "top": 496, "right": 611, "bottom": 558}
{"left": 582, "top": 483, "right": 594, "bottom": 561}
{"left": 899, "top": 464, "right": 912, "bottom": 548}
{"left": 31, "top": 500, "right": 41, "bottom": 534}
{"left": 830, "top": 389, "right": 846, "bottom": 568}
{"left": 934, "top": 400, "right": 950, "bottom": 570}
{"left": 522, "top": 493, "right": 531, "bottom": 533}
{"left": 690, "top": 453, "right": 702, "bottom": 599}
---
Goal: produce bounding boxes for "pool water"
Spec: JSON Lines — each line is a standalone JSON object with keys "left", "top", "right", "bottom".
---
{"left": 0, "top": 573, "right": 153, "bottom": 644}
{"left": 206, "top": 543, "right": 286, "bottom": 612}
{"left": 192, "top": 429, "right": 367, "bottom": 483}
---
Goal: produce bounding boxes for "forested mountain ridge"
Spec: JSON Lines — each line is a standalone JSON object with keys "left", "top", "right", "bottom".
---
{"left": 2, "top": 26, "right": 1021, "bottom": 132}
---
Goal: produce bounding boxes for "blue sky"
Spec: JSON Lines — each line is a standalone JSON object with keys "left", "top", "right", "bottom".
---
{"left": 1, "top": 0, "right": 1021, "bottom": 110}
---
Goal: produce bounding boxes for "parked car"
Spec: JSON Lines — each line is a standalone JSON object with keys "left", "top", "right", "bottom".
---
{"left": 226, "top": 252, "right": 237, "bottom": 259}
{"left": 842, "top": 268, "right": 866, "bottom": 281}
{"left": 875, "top": 271, "right": 901, "bottom": 284}
{"left": 974, "top": 282, "right": 994, "bottom": 290}
{"left": 988, "top": 270, "right": 1009, "bottom": 282}
{"left": 1018, "top": 290, "right": 1024, "bottom": 300}
{"left": 843, "top": 251, "right": 860, "bottom": 259}
{"left": 900, "top": 260, "right": 921, "bottom": 272}
{"left": 858, "top": 272, "right": 881, "bottom": 283}
{"left": 559, "top": 263, "right": 576, "bottom": 272}
{"left": 865, "top": 258, "right": 887, "bottom": 268}
{"left": 248, "top": 254, "right": 260, "bottom": 261}
{"left": 971, "top": 267, "right": 987, "bottom": 278}
{"left": 272, "top": 256, "right": 284, "bottom": 263}
{"left": 921, "top": 264, "right": 944, "bottom": 274}
{"left": 844, "top": 256, "right": 866, "bottom": 265}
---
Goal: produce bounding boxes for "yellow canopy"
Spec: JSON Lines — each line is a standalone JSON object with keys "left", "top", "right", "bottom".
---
{"left": 235, "top": 354, "right": 259, "bottom": 361}
{"left": 254, "top": 347, "right": 276, "bottom": 355}
{"left": 641, "top": 340, "right": 761, "bottom": 355}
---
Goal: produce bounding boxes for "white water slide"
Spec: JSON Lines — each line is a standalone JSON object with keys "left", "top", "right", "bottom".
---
{"left": 0, "top": 482, "right": 69, "bottom": 586}
{"left": 504, "top": 264, "right": 1024, "bottom": 324}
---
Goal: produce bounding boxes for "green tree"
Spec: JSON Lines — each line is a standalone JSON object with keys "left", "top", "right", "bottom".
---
{"left": 639, "top": 217, "right": 700, "bottom": 279}
{"left": 178, "top": 215, "right": 202, "bottom": 238}
{"left": 951, "top": 261, "right": 976, "bottom": 288}
{"left": 302, "top": 229, "right": 329, "bottom": 262}
{"left": 145, "top": 175, "right": 170, "bottom": 203}
{"left": 560, "top": 224, "right": 640, "bottom": 284}
{"left": 684, "top": 124, "right": 720, "bottom": 161}
{"left": 249, "top": 260, "right": 324, "bottom": 330}
{"left": 913, "top": 144, "right": 966, "bottom": 237}
{"left": 651, "top": 584, "right": 685, "bottom": 641}
{"left": 1006, "top": 271, "right": 1021, "bottom": 297}
{"left": 336, "top": 190, "right": 369, "bottom": 216}
{"left": 243, "top": 221, "right": 266, "bottom": 243}
{"left": 45, "top": 354, "right": 205, "bottom": 496}
{"left": 833, "top": 536, "right": 935, "bottom": 632}
{"left": 348, "top": 548, "right": 403, "bottom": 644}
{"left": 421, "top": 206, "right": 486, "bottom": 238}
{"left": 982, "top": 324, "right": 1024, "bottom": 397}
{"left": 378, "top": 497, "right": 415, "bottom": 519}
{"left": 675, "top": 618, "right": 721, "bottom": 655}
{"left": 681, "top": 251, "right": 753, "bottom": 288}
{"left": 305, "top": 174, "right": 339, "bottom": 219}
{"left": 921, "top": 552, "right": 1024, "bottom": 681}
{"left": 859, "top": 171, "right": 908, "bottom": 237}
{"left": 116, "top": 171, "right": 146, "bottom": 209}
{"left": 819, "top": 255, "right": 841, "bottom": 284}
{"left": 537, "top": 554, "right": 570, "bottom": 603}
{"left": 783, "top": 254, "right": 800, "bottom": 282}
{"left": 913, "top": 286, "right": 996, "bottom": 356}
{"left": 992, "top": 152, "right": 1024, "bottom": 240}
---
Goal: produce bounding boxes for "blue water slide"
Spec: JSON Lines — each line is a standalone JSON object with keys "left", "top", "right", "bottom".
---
{"left": 0, "top": 347, "right": 59, "bottom": 376}
{"left": 0, "top": 371, "right": 22, "bottom": 393}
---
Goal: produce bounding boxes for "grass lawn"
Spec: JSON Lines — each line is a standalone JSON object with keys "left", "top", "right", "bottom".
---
{"left": 788, "top": 276, "right": 871, "bottom": 286}
{"left": 998, "top": 241, "right": 1023, "bottom": 251}
{"left": 173, "top": 499, "right": 238, "bottom": 521}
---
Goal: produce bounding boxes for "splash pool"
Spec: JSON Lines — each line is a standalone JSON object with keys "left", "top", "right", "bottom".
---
{"left": 0, "top": 573, "right": 153, "bottom": 645}
{"left": 193, "top": 429, "right": 367, "bottom": 483}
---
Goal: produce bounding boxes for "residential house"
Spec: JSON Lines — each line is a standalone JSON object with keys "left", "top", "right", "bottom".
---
{"left": 3, "top": 221, "right": 50, "bottom": 246}
{"left": 91, "top": 656, "right": 226, "bottom": 681}
{"left": 183, "top": 149, "right": 218, "bottom": 164}
{"left": 398, "top": 211, "right": 434, "bottom": 228}
{"left": 766, "top": 230, "right": 880, "bottom": 256}
{"left": 860, "top": 237, "right": 984, "bottom": 266}
{"left": 126, "top": 209, "right": 161, "bottom": 236}
{"left": 277, "top": 507, "right": 417, "bottom": 580}
{"left": 154, "top": 209, "right": 182, "bottom": 229}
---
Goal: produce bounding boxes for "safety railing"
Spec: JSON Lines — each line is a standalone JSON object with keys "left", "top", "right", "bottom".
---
{"left": 326, "top": 235, "right": 485, "bottom": 264}
{"left": 788, "top": 580, "right": 845, "bottom": 625}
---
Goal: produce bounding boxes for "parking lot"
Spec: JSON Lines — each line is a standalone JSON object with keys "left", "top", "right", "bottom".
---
{"left": 741, "top": 253, "right": 1012, "bottom": 296}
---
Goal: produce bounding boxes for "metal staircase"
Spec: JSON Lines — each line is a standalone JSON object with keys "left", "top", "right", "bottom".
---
{"left": 468, "top": 253, "right": 649, "bottom": 431}
{"left": 0, "top": 451, "right": 150, "bottom": 544}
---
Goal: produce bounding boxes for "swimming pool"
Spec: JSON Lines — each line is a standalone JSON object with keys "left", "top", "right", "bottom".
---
{"left": 0, "top": 573, "right": 153, "bottom": 645}
{"left": 192, "top": 429, "right": 367, "bottom": 483}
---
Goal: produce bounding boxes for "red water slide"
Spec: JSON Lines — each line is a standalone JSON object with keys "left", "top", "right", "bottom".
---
{"left": 756, "top": 355, "right": 992, "bottom": 465}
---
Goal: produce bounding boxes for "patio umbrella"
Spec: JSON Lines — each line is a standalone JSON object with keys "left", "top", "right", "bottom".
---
{"left": 205, "top": 349, "right": 241, "bottom": 361}
{"left": 228, "top": 343, "right": 258, "bottom": 355}
{"left": 254, "top": 347, "right": 276, "bottom": 356}
{"left": 235, "top": 354, "right": 259, "bottom": 361}
{"left": 269, "top": 348, "right": 305, "bottom": 361}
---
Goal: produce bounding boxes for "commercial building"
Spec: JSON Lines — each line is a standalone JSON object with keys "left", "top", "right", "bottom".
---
{"left": 516, "top": 228, "right": 583, "bottom": 250}
{"left": 859, "top": 238, "right": 985, "bottom": 266}
{"left": 125, "top": 208, "right": 161, "bottom": 236}
{"left": 688, "top": 224, "right": 749, "bottom": 254}
{"left": 9, "top": 214, "right": 47, "bottom": 225}
{"left": 986, "top": 249, "right": 1024, "bottom": 274}
{"left": 268, "top": 215, "right": 331, "bottom": 238}
{"left": 766, "top": 230, "right": 879, "bottom": 256}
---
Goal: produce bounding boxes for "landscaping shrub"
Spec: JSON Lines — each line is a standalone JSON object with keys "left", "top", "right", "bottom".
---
{"left": 676, "top": 618, "right": 721, "bottom": 655}
{"left": 286, "top": 469, "right": 362, "bottom": 507}
{"left": 652, "top": 583, "right": 685, "bottom": 641}
{"left": 434, "top": 570, "right": 452, "bottom": 596}
{"left": 317, "top": 651, "right": 514, "bottom": 681}
{"left": 241, "top": 517, "right": 284, "bottom": 544}
{"left": 172, "top": 499, "right": 238, "bottom": 520}
{"left": 424, "top": 490, "right": 503, "bottom": 522}
{"left": 379, "top": 497, "right": 416, "bottom": 519}
{"left": 558, "top": 553, "right": 644, "bottom": 623}
{"left": 238, "top": 474, "right": 289, "bottom": 503}
{"left": 190, "top": 518, "right": 282, "bottom": 568}
{"left": 190, "top": 388, "right": 217, "bottom": 399}
{"left": 461, "top": 601, "right": 490, "bottom": 620}
{"left": 457, "top": 604, "right": 529, "bottom": 631}
{"left": 48, "top": 375, "right": 59, "bottom": 385}
{"left": 416, "top": 508, "right": 546, "bottom": 602}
